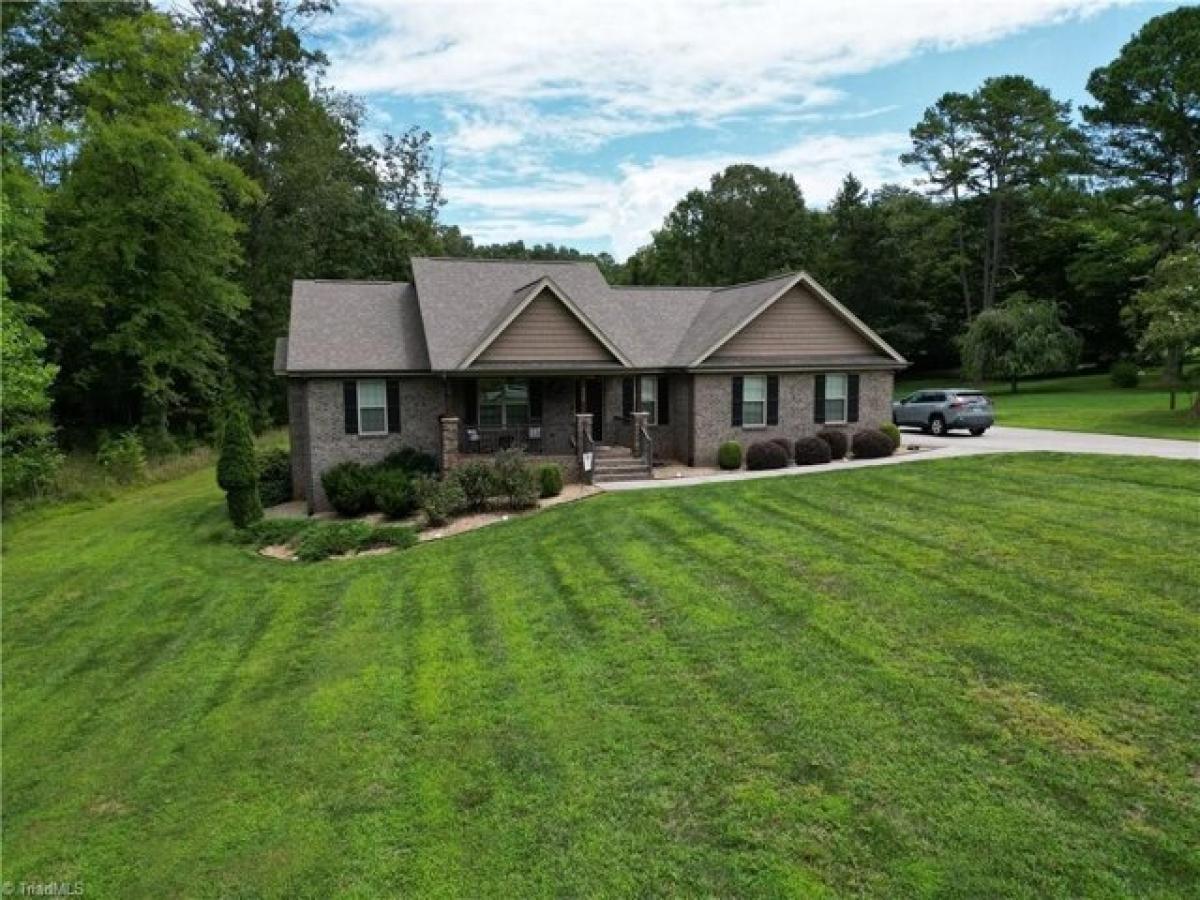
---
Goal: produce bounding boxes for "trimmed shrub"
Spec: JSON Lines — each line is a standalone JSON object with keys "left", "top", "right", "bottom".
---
{"left": 851, "top": 429, "right": 895, "bottom": 459}
{"left": 537, "top": 463, "right": 564, "bottom": 498}
{"left": 321, "top": 461, "right": 375, "bottom": 516}
{"left": 257, "top": 448, "right": 292, "bottom": 507}
{"left": 294, "top": 521, "right": 374, "bottom": 561}
{"left": 238, "top": 517, "right": 311, "bottom": 547}
{"left": 794, "top": 436, "right": 832, "bottom": 466}
{"left": 879, "top": 422, "right": 902, "bottom": 451}
{"left": 368, "top": 524, "right": 417, "bottom": 551}
{"left": 98, "top": 431, "right": 148, "bottom": 485}
{"left": 453, "top": 461, "right": 497, "bottom": 511}
{"left": 816, "top": 428, "right": 848, "bottom": 460}
{"left": 216, "top": 404, "right": 261, "bottom": 527}
{"left": 381, "top": 446, "right": 438, "bottom": 475}
{"left": 1110, "top": 360, "right": 1140, "bottom": 388}
{"left": 373, "top": 468, "right": 417, "bottom": 519}
{"left": 717, "top": 441, "right": 742, "bottom": 470}
{"left": 493, "top": 448, "right": 538, "bottom": 510}
{"left": 414, "top": 474, "right": 467, "bottom": 526}
{"left": 770, "top": 436, "right": 792, "bottom": 457}
{"left": 746, "top": 440, "right": 790, "bottom": 470}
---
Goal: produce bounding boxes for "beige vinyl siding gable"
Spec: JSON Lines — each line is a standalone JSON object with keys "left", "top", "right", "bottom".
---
{"left": 708, "top": 283, "right": 877, "bottom": 360}
{"left": 476, "top": 288, "right": 618, "bottom": 364}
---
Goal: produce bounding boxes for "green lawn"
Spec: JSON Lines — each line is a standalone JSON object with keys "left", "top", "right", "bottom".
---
{"left": 4, "top": 455, "right": 1199, "bottom": 897}
{"left": 896, "top": 371, "right": 1199, "bottom": 441}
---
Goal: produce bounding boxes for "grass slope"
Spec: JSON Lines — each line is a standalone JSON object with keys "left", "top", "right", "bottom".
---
{"left": 896, "top": 372, "right": 1199, "bottom": 440}
{"left": 4, "top": 455, "right": 1199, "bottom": 897}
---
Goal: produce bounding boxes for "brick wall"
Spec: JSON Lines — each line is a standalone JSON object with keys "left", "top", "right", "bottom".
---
{"left": 689, "top": 371, "right": 894, "bottom": 466}
{"left": 301, "top": 377, "right": 444, "bottom": 512}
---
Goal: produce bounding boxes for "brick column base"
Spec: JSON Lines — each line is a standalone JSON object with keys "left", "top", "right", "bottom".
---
{"left": 440, "top": 416, "right": 460, "bottom": 474}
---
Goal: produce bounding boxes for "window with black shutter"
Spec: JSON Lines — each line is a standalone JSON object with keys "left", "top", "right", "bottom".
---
{"left": 847, "top": 373, "right": 860, "bottom": 422}
{"left": 343, "top": 381, "right": 358, "bottom": 433}
{"left": 766, "top": 375, "right": 779, "bottom": 425}
{"left": 386, "top": 380, "right": 401, "bottom": 433}
{"left": 731, "top": 375, "right": 743, "bottom": 426}
{"left": 814, "top": 374, "right": 826, "bottom": 424}
{"left": 657, "top": 375, "right": 670, "bottom": 425}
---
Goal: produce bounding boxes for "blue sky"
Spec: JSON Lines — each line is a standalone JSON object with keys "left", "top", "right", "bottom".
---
{"left": 315, "top": 1, "right": 1179, "bottom": 259}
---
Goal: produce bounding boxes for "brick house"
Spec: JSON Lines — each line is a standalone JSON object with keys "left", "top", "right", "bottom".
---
{"left": 277, "top": 258, "right": 908, "bottom": 511}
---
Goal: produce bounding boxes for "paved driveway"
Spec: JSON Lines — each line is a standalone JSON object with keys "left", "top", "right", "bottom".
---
{"left": 912, "top": 425, "right": 1199, "bottom": 461}
{"left": 601, "top": 425, "right": 1196, "bottom": 492}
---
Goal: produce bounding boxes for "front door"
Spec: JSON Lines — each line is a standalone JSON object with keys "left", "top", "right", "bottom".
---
{"left": 582, "top": 377, "right": 604, "bottom": 441}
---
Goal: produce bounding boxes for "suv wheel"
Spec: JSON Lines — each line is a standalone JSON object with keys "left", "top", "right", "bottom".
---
{"left": 929, "top": 415, "right": 946, "bottom": 436}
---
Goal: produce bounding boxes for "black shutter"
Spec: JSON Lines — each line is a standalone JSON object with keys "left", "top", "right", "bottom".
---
{"left": 814, "top": 374, "right": 826, "bottom": 424}
{"left": 529, "top": 379, "right": 543, "bottom": 421}
{"left": 386, "top": 379, "right": 401, "bottom": 433}
{"left": 343, "top": 381, "right": 358, "bottom": 434}
{"left": 463, "top": 379, "right": 478, "bottom": 426}
{"left": 622, "top": 376, "right": 634, "bottom": 418}
{"left": 766, "top": 375, "right": 779, "bottom": 425}
{"left": 731, "top": 376, "right": 743, "bottom": 426}
{"left": 847, "top": 373, "right": 860, "bottom": 422}
{"left": 657, "top": 375, "right": 670, "bottom": 425}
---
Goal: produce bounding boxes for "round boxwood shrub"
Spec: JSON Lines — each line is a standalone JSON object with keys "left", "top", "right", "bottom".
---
{"left": 381, "top": 446, "right": 438, "bottom": 475}
{"left": 374, "top": 468, "right": 417, "bottom": 519}
{"left": 537, "top": 463, "right": 564, "bottom": 498}
{"left": 879, "top": 422, "right": 902, "bottom": 451}
{"left": 794, "top": 436, "right": 832, "bottom": 466}
{"left": 816, "top": 428, "right": 848, "bottom": 460}
{"left": 321, "top": 461, "right": 375, "bottom": 516}
{"left": 257, "top": 447, "right": 292, "bottom": 507}
{"left": 717, "top": 441, "right": 743, "bottom": 470}
{"left": 746, "top": 440, "right": 790, "bottom": 470}
{"left": 770, "top": 436, "right": 792, "bottom": 457}
{"left": 851, "top": 428, "right": 895, "bottom": 459}
{"left": 1110, "top": 360, "right": 1140, "bottom": 388}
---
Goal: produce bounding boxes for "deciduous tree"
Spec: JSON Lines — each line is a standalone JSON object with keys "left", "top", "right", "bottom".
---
{"left": 1123, "top": 244, "right": 1200, "bottom": 411}
{"left": 960, "top": 293, "right": 1081, "bottom": 393}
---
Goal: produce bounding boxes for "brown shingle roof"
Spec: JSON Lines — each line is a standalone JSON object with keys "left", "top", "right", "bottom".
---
{"left": 282, "top": 259, "right": 906, "bottom": 373}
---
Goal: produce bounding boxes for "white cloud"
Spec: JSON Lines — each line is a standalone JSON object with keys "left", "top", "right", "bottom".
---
{"left": 320, "top": 0, "right": 1131, "bottom": 255}
{"left": 445, "top": 132, "right": 911, "bottom": 258}
{"left": 329, "top": 0, "right": 1126, "bottom": 148}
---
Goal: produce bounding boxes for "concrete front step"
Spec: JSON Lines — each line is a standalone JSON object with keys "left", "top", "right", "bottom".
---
{"left": 594, "top": 470, "right": 653, "bottom": 483}
{"left": 593, "top": 461, "right": 651, "bottom": 473}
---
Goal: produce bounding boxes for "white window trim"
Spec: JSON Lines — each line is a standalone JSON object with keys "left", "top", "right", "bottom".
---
{"left": 357, "top": 379, "right": 388, "bottom": 436}
{"left": 741, "top": 375, "right": 767, "bottom": 429}
{"left": 824, "top": 373, "right": 848, "bottom": 425}
{"left": 638, "top": 376, "right": 659, "bottom": 425}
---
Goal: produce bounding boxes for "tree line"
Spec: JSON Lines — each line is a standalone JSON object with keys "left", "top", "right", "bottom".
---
{"left": 2, "top": 2, "right": 1197, "bottom": 498}
{"left": 622, "top": 8, "right": 1198, "bottom": 382}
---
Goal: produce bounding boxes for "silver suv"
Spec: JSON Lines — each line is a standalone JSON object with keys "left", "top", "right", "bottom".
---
{"left": 893, "top": 388, "right": 994, "bottom": 436}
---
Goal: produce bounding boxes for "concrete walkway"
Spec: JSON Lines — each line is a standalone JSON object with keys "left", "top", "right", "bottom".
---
{"left": 599, "top": 425, "right": 1197, "bottom": 492}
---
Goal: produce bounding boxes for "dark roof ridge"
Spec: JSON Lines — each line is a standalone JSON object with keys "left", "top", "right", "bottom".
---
{"left": 614, "top": 284, "right": 715, "bottom": 291}
{"left": 710, "top": 271, "right": 799, "bottom": 292}
{"left": 413, "top": 256, "right": 594, "bottom": 266}
{"left": 302, "top": 278, "right": 408, "bottom": 285}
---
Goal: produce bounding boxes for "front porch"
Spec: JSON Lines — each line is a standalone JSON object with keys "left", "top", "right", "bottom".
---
{"left": 438, "top": 374, "right": 655, "bottom": 483}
